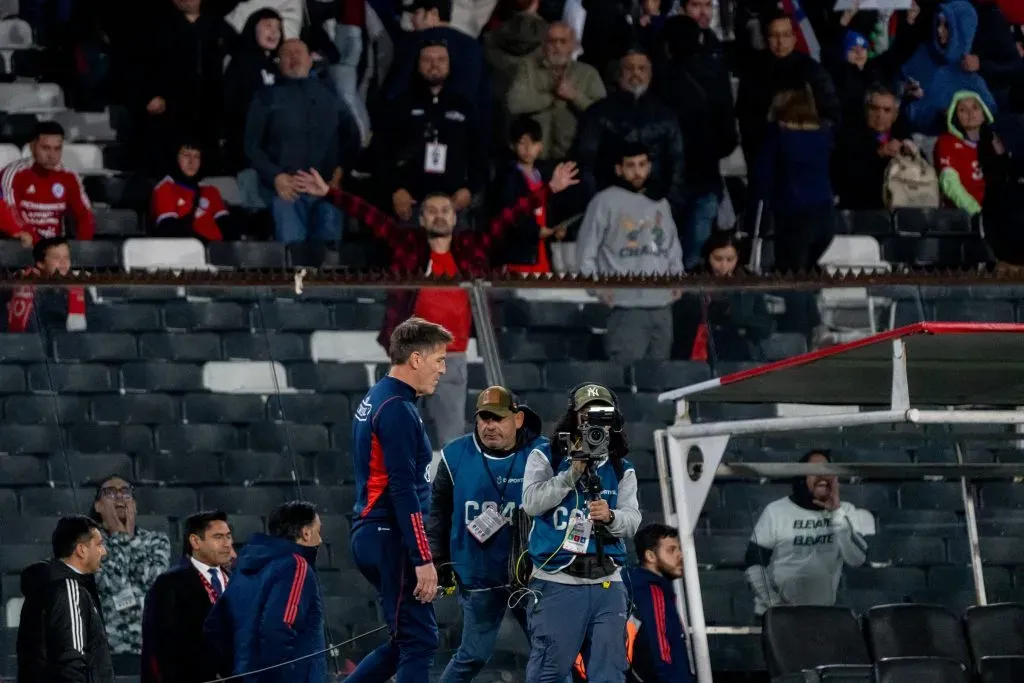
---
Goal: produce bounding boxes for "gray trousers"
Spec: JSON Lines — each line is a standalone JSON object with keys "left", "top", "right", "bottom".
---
{"left": 604, "top": 306, "right": 673, "bottom": 364}
{"left": 422, "top": 352, "right": 467, "bottom": 449}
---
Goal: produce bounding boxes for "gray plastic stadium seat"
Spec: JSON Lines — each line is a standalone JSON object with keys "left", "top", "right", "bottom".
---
{"left": 267, "top": 394, "right": 347, "bottom": 424}
{"left": 92, "top": 394, "right": 178, "bottom": 424}
{"left": 252, "top": 302, "right": 331, "bottom": 331}
{"left": 27, "top": 364, "right": 113, "bottom": 393}
{"left": 136, "top": 452, "right": 222, "bottom": 485}
{"left": 287, "top": 362, "right": 370, "bottom": 392}
{"left": 247, "top": 423, "right": 329, "bottom": 453}
{"left": 226, "top": 515, "right": 264, "bottom": 543}
{"left": 133, "top": 487, "right": 198, "bottom": 516}
{"left": 88, "top": 304, "right": 162, "bottom": 332}
{"left": 866, "top": 535, "right": 947, "bottom": 566}
{"left": 222, "top": 333, "right": 307, "bottom": 361}
{"left": 0, "top": 426, "right": 63, "bottom": 453}
{"left": 312, "top": 451, "right": 355, "bottom": 484}
{"left": 183, "top": 394, "right": 265, "bottom": 424}
{"left": 221, "top": 451, "right": 312, "bottom": 484}
{"left": 121, "top": 363, "right": 204, "bottom": 392}
{"left": 206, "top": 242, "right": 287, "bottom": 268}
{"left": 68, "top": 425, "right": 152, "bottom": 453}
{"left": 200, "top": 486, "right": 289, "bottom": 515}
{"left": 19, "top": 488, "right": 83, "bottom": 515}
{"left": 874, "top": 658, "right": 969, "bottom": 683}
{"left": 53, "top": 453, "right": 133, "bottom": 486}
{"left": 53, "top": 333, "right": 137, "bottom": 362}
{"left": 709, "top": 634, "right": 765, "bottom": 672}
{"left": 165, "top": 302, "right": 249, "bottom": 331}
{"left": 544, "top": 361, "right": 629, "bottom": 392}
{"left": 867, "top": 604, "right": 970, "bottom": 666}
{"left": 0, "top": 455, "right": 47, "bottom": 485}
{"left": 139, "top": 333, "right": 222, "bottom": 362}
{"left": 155, "top": 424, "right": 240, "bottom": 452}
{"left": 695, "top": 402, "right": 776, "bottom": 421}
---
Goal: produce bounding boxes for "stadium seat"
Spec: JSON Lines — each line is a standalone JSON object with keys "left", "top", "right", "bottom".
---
{"left": 135, "top": 452, "right": 221, "bottom": 485}
{"left": 221, "top": 451, "right": 311, "bottom": 484}
{"left": 68, "top": 425, "right": 152, "bottom": 452}
{"left": 223, "top": 333, "right": 308, "bottom": 362}
{"left": 138, "top": 333, "right": 221, "bottom": 362}
{"left": 252, "top": 301, "right": 331, "bottom": 331}
{"left": 760, "top": 333, "right": 808, "bottom": 361}
{"left": 893, "top": 208, "right": 971, "bottom": 235}
{"left": 0, "top": 82, "right": 64, "bottom": 112}
{"left": 0, "top": 142, "right": 18, "bottom": 168}
{"left": 70, "top": 240, "right": 121, "bottom": 269}
{"left": 93, "top": 208, "right": 144, "bottom": 237}
{"left": 0, "top": 544, "right": 49, "bottom": 574}
{"left": 155, "top": 424, "right": 240, "bottom": 452}
{"left": 0, "top": 334, "right": 45, "bottom": 361}
{"left": 248, "top": 423, "right": 330, "bottom": 453}
{"left": 311, "top": 330, "right": 388, "bottom": 363}
{"left": 52, "top": 110, "right": 118, "bottom": 143}
{"left": 899, "top": 482, "right": 965, "bottom": 510}
{"left": 0, "top": 455, "right": 47, "bottom": 485}
{"left": 694, "top": 536, "right": 747, "bottom": 568}
{"left": 55, "top": 452, "right": 133, "bottom": 485}
{"left": 133, "top": 487, "right": 198, "bottom": 516}
{"left": 123, "top": 238, "right": 210, "bottom": 270}
{"left": 19, "top": 488, "right": 83, "bottom": 515}
{"left": 933, "top": 300, "right": 1015, "bottom": 323}
{"left": 202, "top": 176, "right": 242, "bottom": 206}
{"left": 200, "top": 486, "right": 289, "bottom": 515}
{"left": 331, "top": 302, "right": 387, "bottom": 331}
{"left": 43, "top": 142, "right": 104, "bottom": 173}
{"left": 544, "top": 361, "right": 630, "bottom": 392}
{"left": 502, "top": 298, "right": 587, "bottom": 329}
{"left": 883, "top": 237, "right": 964, "bottom": 269}
{"left": 267, "top": 394, "right": 346, "bottom": 424}
{"left": 287, "top": 362, "right": 371, "bottom": 392}
{"left": 0, "top": 240, "right": 32, "bottom": 268}
{"left": 53, "top": 333, "right": 137, "bottom": 362}
{"left": 866, "top": 604, "right": 970, "bottom": 666}
{"left": 5, "top": 395, "right": 88, "bottom": 424}
{"left": 202, "top": 361, "right": 292, "bottom": 394}
{"left": 122, "top": 363, "right": 203, "bottom": 392}
{"left": 183, "top": 394, "right": 265, "bottom": 423}
{"left": 874, "top": 658, "right": 969, "bottom": 683}
{"left": 836, "top": 209, "right": 892, "bottom": 237}
{"left": 0, "top": 19, "right": 32, "bottom": 49}
{"left": 466, "top": 362, "right": 543, "bottom": 392}
{"left": 165, "top": 302, "right": 248, "bottom": 331}
{"left": 762, "top": 606, "right": 873, "bottom": 681}
{"left": 206, "top": 241, "right": 286, "bottom": 268}
{"left": 866, "top": 535, "right": 946, "bottom": 566}
{"left": 89, "top": 303, "right": 162, "bottom": 332}
{"left": 92, "top": 394, "right": 177, "bottom": 424}
{"left": 965, "top": 603, "right": 1024, "bottom": 678}
{"left": 844, "top": 567, "right": 926, "bottom": 593}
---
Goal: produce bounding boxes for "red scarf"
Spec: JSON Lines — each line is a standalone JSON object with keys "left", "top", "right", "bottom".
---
{"left": 690, "top": 295, "right": 711, "bottom": 361}
{"left": 7, "top": 268, "right": 86, "bottom": 332}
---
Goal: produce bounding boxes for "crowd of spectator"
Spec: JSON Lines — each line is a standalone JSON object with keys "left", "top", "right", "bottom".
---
{"left": 8, "top": 0, "right": 1024, "bottom": 359}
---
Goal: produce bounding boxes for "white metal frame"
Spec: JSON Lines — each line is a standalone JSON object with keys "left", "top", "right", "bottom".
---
{"left": 654, "top": 334, "right": 1024, "bottom": 683}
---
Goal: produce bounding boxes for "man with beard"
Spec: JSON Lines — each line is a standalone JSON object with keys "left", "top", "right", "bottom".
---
{"left": 426, "top": 386, "right": 548, "bottom": 683}
{"left": 294, "top": 161, "right": 578, "bottom": 447}
{"left": 506, "top": 22, "right": 607, "bottom": 161}
{"left": 375, "top": 40, "right": 484, "bottom": 222}
{"left": 745, "top": 450, "right": 869, "bottom": 616}
{"left": 574, "top": 49, "right": 684, "bottom": 214}
{"left": 576, "top": 143, "right": 684, "bottom": 364}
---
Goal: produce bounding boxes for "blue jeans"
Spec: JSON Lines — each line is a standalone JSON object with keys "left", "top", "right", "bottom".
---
{"left": 681, "top": 192, "right": 720, "bottom": 270}
{"left": 330, "top": 23, "right": 371, "bottom": 145}
{"left": 272, "top": 193, "right": 343, "bottom": 244}
{"left": 348, "top": 523, "right": 439, "bottom": 683}
{"left": 526, "top": 579, "right": 628, "bottom": 683}
{"left": 440, "top": 588, "right": 528, "bottom": 683}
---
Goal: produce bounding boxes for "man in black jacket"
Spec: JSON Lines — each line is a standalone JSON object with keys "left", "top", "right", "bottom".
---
{"left": 574, "top": 48, "right": 685, "bottom": 215}
{"left": 18, "top": 515, "right": 112, "bottom": 683}
{"left": 141, "top": 511, "right": 234, "bottom": 683}
{"left": 374, "top": 39, "right": 484, "bottom": 222}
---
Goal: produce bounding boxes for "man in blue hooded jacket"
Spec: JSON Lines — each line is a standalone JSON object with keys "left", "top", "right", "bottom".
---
{"left": 204, "top": 501, "right": 325, "bottom": 683}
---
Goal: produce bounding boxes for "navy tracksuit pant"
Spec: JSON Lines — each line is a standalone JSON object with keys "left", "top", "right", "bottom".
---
{"left": 348, "top": 522, "right": 439, "bottom": 683}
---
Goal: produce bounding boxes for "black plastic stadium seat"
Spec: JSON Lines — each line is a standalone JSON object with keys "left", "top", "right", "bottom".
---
{"left": 206, "top": 242, "right": 287, "bottom": 268}
{"left": 762, "top": 606, "right": 873, "bottom": 681}
{"left": 631, "top": 360, "right": 713, "bottom": 391}
{"left": 88, "top": 303, "right": 162, "bottom": 332}
{"left": 844, "top": 567, "right": 927, "bottom": 593}
{"left": 312, "top": 451, "right": 355, "bottom": 485}
{"left": 466, "top": 362, "right": 542, "bottom": 392}
{"left": 136, "top": 451, "right": 221, "bottom": 485}
{"left": 544, "top": 361, "right": 630, "bottom": 392}
{"left": 133, "top": 487, "right": 198, "bottom": 516}
{"left": 866, "top": 604, "right": 970, "bottom": 666}
{"left": 54, "top": 452, "right": 134, "bottom": 486}
{"left": 761, "top": 333, "right": 808, "bottom": 361}
{"left": 501, "top": 299, "right": 586, "bottom": 329}
{"left": 287, "top": 362, "right": 370, "bottom": 392}
{"left": 975, "top": 656, "right": 1024, "bottom": 683}
{"left": 222, "top": 333, "right": 307, "bottom": 361}
{"left": 182, "top": 394, "right": 265, "bottom": 424}
{"left": 53, "top": 333, "right": 137, "bottom": 362}
{"left": 332, "top": 302, "right": 387, "bottom": 331}
{"left": 93, "top": 208, "right": 143, "bottom": 237}
{"left": 933, "top": 300, "right": 1015, "bottom": 323}
{"left": 497, "top": 330, "right": 579, "bottom": 362}
{"left": 227, "top": 515, "right": 264, "bottom": 543}
{"left": 0, "top": 366, "right": 25, "bottom": 395}
{"left": 301, "top": 486, "right": 356, "bottom": 515}
{"left": 874, "top": 658, "right": 969, "bottom": 683}
{"left": 247, "top": 423, "right": 330, "bottom": 453}
{"left": 252, "top": 301, "right": 331, "bottom": 332}
{"left": 221, "top": 451, "right": 311, "bottom": 484}
{"left": 899, "top": 482, "right": 965, "bottom": 510}
{"left": 0, "top": 333, "right": 46, "bottom": 361}
{"left": 121, "top": 363, "right": 203, "bottom": 393}
{"left": 893, "top": 207, "right": 972, "bottom": 235}
{"left": 0, "top": 455, "right": 48, "bottom": 485}
{"left": 164, "top": 302, "right": 249, "bottom": 331}
{"left": 27, "top": 364, "right": 113, "bottom": 394}
{"left": 155, "top": 424, "right": 240, "bottom": 452}
{"left": 0, "top": 516, "right": 63, "bottom": 544}
{"left": 0, "top": 426, "right": 64, "bottom": 454}
{"left": 20, "top": 488, "right": 85, "bottom": 515}
{"left": 883, "top": 236, "right": 965, "bottom": 269}
{"left": 67, "top": 425, "right": 153, "bottom": 453}
{"left": 69, "top": 240, "right": 120, "bottom": 269}
{"left": 866, "top": 535, "right": 947, "bottom": 566}
{"left": 267, "top": 394, "right": 347, "bottom": 424}
{"left": 0, "top": 113, "right": 38, "bottom": 145}
{"left": 92, "top": 394, "right": 178, "bottom": 424}
{"left": 138, "top": 333, "right": 222, "bottom": 362}
{"left": 966, "top": 603, "right": 1024, "bottom": 666}
{"left": 0, "top": 544, "right": 49, "bottom": 573}
{"left": 837, "top": 209, "right": 892, "bottom": 236}
{"left": 0, "top": 240, "right": 32, "bottom": 268}
{"left": 981, "top": 482, "right": 1024, "bottom": 509}
{"left": 693, "top": 536, "right": 747, "bottom": 568}
{"left": 0, "top": 490, "right": 17, "bottom": 519}
{"left": 200, "top": 486, "right": 289, "bottom": 515}
{"left": 929, "top": 567, "right": 1011, "bottom": 595}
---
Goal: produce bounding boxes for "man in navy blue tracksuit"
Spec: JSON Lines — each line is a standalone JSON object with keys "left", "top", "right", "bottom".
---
{"left": 523, "top": 383, "right": 643, "bottom": 683}
{"left": 426, "top": 386, "right": 548, "bottom": 683}
{"left": 348, "top": 316, "right": 454, "bottom": 683}
{"left": 624, "top": 524, "right": 694, "bottom": 683}
{"left": 204, "top": 501, "right": 325, "bottom": 683}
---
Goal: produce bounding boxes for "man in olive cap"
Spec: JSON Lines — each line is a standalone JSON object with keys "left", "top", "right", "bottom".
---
{"left": 426, "top": 386, "right": 547, "bottom": 683}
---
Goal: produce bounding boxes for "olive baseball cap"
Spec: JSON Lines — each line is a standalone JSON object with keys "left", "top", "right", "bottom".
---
{"left": 570, "top": 383, "right": 616, "bottom": 411}
{"left": 476, "top": 386, "right": 519, "bottom": 418}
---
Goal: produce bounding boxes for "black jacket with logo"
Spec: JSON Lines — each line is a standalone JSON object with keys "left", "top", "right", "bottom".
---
{"left": 17, "top": 560, "right": 114, "bottom": 683}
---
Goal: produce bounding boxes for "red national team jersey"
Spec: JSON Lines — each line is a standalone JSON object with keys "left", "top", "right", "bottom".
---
{"left": 151, "top": 177, "right": 229, "bottom": 242}
{"left": 935, "top": 132, "right": 985, "bottom": 205}
{"left": 0, "top": 160, "right": 95, "bottom": 241}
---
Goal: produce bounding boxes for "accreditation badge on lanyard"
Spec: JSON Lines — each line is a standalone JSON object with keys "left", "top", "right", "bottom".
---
{"left": 466, "top": 455, "right": 515, "bottom": 544}
{"left": 562, "top": 510, "right": 593, "bottom": 554}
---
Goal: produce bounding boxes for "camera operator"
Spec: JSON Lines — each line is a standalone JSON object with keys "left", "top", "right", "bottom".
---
{"left": 426, "top": 386, "right": 547, "bottom": 683}
{"left": 521, "top": 383, "right": 642, "bottom": 683}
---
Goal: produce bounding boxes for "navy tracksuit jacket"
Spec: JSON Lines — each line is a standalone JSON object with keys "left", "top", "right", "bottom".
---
{"left": 624, "top": 568, "right": 695, "bottom": 683}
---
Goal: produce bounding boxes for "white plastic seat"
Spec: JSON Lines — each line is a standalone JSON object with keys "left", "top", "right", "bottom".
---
{"left": 0, "top": 142, "right": 20, "bottom": 168}
{"left": 0, "top": 18, "right": 32, "bottom": 49}
{"left": 51, "top": 110, "right": 117, "bottom": 142}
{"left": 818, "top": 235, "right": 891, "bottom": 335}
{"left": 204, "top": 176, "right": 242, "bottom": 206}
{"left": 0, "top": 82, "right": 64, "bottom": 112}
{"left": 22, "top": 142, "right": 104, "bottom": 173}
{"left": 310, "top": 330, "right": 481, "bottom": 363}
{"left": 202, "top": 361, "right": 294, "bottom": 394}
{"left": 122, "top": 238, "right": 212, "bottom": 271}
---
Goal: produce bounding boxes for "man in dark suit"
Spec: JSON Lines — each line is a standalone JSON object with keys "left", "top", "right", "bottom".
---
{"left": 141, "top": 511, "right": 234, "bottom": 683}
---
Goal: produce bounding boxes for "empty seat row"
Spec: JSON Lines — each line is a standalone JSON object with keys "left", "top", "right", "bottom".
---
{"left": 834, "top": 207, "right": 976, "bottom": 237}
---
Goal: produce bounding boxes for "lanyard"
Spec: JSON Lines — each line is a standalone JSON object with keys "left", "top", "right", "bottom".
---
{"left": 481, "top": 453, "right": 517, "bottom": 504}
{"left": 196, "top": 568, "right": 222, "bottom": 605}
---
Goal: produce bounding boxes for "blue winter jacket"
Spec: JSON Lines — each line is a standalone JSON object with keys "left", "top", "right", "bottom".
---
{"left": 204, "top": 534, "right": 326, "bottom": 683}
{"left": 901, "top": 0, "right": 997, "bottom": 134}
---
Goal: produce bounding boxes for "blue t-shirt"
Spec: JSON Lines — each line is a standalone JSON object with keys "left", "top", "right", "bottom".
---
{"left": 443, "top": 434, "right": 548, "bottom": 589}
{"left": 528, "top": 452, "right": 634, "bottom": 571}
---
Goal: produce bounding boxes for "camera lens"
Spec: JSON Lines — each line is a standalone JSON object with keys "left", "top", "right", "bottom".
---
{"left": 585, "top": 426, "right": 607, "bottom": 447}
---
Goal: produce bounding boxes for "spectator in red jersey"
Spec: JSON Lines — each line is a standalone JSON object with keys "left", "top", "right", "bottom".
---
{"left": 494, "top": 116, "right": 567, "bottom": 274}
{"left": 150, "top": 139, "right": 230, "bottom": 242}
{"left": 0, "top": 122, "right": 95, "bottom": 244}
{"left": 294, "top": 161, "right": 579, "bottom": 447}
{"left": 936, "top": 90, "right": 994, "bottom": 216}
{"left": 6, "top": 237, "right": 87, "bottom": 333}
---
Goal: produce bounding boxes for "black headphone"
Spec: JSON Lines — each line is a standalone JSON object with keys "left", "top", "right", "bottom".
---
{"left": 566, "top": 382, "right": 624, "bottom": 431}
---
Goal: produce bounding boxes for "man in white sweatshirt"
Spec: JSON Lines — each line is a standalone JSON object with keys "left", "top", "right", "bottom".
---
{"left": 745, "top": 450, "right": 869, "bottom": 616}
{"left": 576, "top": 142, "right": 684, "bottom": 363}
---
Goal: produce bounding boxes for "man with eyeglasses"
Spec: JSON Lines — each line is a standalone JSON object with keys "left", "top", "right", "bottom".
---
{"left": 91, "top": 476, "right": 171, "bottom": 656}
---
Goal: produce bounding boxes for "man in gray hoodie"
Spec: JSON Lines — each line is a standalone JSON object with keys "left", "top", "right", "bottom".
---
{"left": 577, "top": 142, "right": 684, "bottom": 363}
